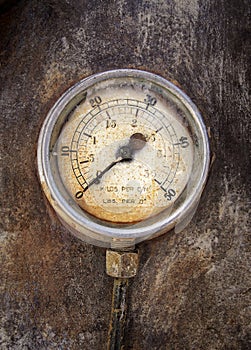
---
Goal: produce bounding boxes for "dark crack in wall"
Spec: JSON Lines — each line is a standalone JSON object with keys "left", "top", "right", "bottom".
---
{"left": 0, "top": 0, "right": 250, "bottom": 349}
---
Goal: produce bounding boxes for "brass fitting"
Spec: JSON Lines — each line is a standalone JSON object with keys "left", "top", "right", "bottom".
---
{"left": 106, "top": 250, "right": 139, "bottom": 278}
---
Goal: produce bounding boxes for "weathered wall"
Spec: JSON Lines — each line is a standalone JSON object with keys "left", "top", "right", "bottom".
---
{"left": 0, "top": 0, "right": 250, "bottom": 349}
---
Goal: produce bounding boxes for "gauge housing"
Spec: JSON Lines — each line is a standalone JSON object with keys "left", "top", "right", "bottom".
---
{"left": 37, "top": 69, "right": 210, "bottom": 248}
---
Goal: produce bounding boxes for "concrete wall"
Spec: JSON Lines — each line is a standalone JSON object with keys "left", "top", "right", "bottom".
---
{"left": 1, "top": 1, "right": 250, "bottom": 349}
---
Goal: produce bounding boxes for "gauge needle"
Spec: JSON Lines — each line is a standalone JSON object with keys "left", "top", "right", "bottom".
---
{"left": 83, "top": 133, "right": 147, "bottom": 193}
{"left": 83, "top": 156, "right": 132, "bottom": 192}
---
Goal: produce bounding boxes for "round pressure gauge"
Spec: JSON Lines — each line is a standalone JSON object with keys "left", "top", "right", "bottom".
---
{"left": 37, "top": 69, "right": 210, "bottom": 248}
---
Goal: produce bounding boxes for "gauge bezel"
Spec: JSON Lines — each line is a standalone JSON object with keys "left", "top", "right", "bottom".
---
{"left": 37, "top": 69, "right": 210, "bottom": 248}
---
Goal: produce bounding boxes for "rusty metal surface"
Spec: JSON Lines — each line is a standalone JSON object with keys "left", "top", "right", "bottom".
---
{"left": 0, "top": 0, "right": 250, "bottom": 349}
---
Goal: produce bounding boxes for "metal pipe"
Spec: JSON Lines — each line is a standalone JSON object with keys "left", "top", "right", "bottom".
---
{"left": 107, "top": 278, "right": 129, "bottom": 350}
{"left": 106, "top": 249, "right": 139, "bottom": 349}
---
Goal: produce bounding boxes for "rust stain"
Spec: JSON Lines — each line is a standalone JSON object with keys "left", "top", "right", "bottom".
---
{"left": 3, "top": 226, "right": 99, "bottom": 339}
{"left": 39, "top": 62, "right": 66, "bottom": 104}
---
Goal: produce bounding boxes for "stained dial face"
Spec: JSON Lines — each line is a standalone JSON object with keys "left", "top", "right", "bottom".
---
{"left": 55, "top": 80, "right": 193, "bottom": 223}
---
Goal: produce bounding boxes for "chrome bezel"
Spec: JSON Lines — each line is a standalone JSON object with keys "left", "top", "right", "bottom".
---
{"left": 37, "top": 69, "right": 210, "bottom": 248}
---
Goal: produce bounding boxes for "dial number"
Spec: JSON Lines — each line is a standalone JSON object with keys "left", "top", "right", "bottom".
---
{"left": 89, "top": 96, "right": 102, "bottom": 108}
{"left": 164, "top": 189, "right": 176, "bottom": 201}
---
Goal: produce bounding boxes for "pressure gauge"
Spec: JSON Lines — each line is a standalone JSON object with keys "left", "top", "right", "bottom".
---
{"left": 37, "top": 69, "right": 210, "bottom": 248}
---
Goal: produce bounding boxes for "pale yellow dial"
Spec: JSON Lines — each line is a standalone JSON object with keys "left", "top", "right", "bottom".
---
{"left": 56, "top": 86, "right": 193, "bottom": 223}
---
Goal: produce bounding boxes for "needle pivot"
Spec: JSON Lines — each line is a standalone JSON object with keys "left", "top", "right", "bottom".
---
{"left": 129, "top": 133, "right": 147, "bottom": 151}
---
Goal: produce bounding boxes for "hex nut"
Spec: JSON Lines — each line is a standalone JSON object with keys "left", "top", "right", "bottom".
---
{"left": 106, "top": 250, "right": 139, "bottom": 278}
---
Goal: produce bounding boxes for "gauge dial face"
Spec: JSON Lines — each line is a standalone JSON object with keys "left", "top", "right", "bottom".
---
{"left": 38, "top": 70, "right": 209, "bottom": 247}
{"left": 57, "top": 92, "right": 192, "bottom": 223}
